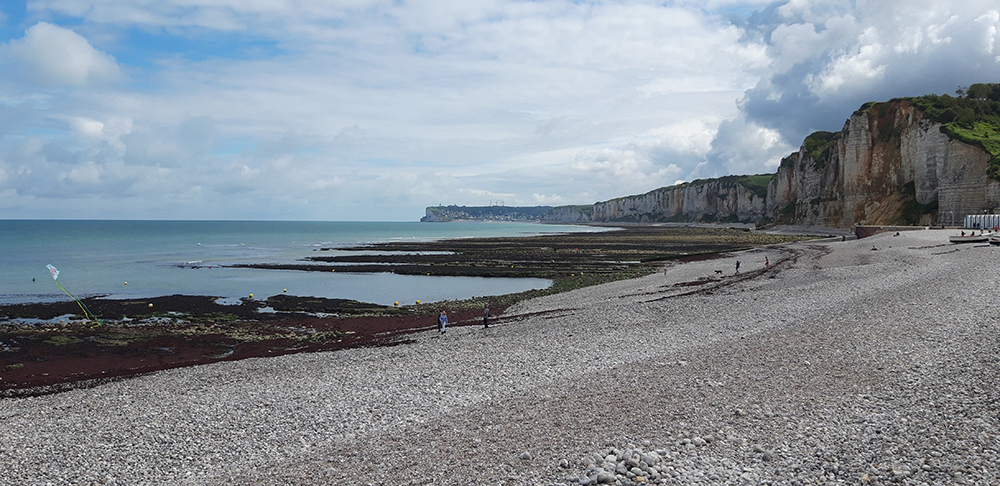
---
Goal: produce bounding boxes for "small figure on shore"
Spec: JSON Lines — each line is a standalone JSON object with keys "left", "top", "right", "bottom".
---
{"left": 765, "top": 257, "right": 769, "bottom": 268}
{"left": 735, "top": 260, "right": 740, "bottom": 273}
{"left": 483, "top": 307, "right": 490, "bottom": 328}
{"left": 438, "top": 311, "right": 448, "bottom": 334}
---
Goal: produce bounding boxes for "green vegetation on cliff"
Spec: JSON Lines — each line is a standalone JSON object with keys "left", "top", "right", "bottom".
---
{"left": 733, "top": 174, "right": 773, "bottom": 199}
{"left": 905, "top": 84, "right": 1000, "bottom": 177}
{"left": 802, "top": 131, "right": 840, "bottom": 168}
{"left": 855, "top": 85, "right": 1000, "bottom": 178}
{"left": 939, "top": 122, "right": 1000, "bottom": 177}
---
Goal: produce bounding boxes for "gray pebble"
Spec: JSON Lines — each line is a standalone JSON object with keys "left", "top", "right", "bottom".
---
{"left": 3, "top": 232, "right": 998, "bottom": 486}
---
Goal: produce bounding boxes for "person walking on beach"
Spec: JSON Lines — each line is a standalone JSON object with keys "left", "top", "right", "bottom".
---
{"left": 735, "top": 260, "right": 740, "bottom": 273}
{"left": 765, "top": 257, "right": 769, "bottom": 268}
{"left": 483, "top": 307, "right": 490, "bottom": 328}
{"left": 438, "top": 311, "right": 448, "bottom": 334}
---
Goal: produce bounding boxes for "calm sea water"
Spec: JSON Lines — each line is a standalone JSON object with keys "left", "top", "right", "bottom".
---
{"left": 0, "top": 220, "right": 604, "bottom": 306}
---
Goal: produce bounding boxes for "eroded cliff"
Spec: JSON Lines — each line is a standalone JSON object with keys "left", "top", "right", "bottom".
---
{"left": 766, "top": 100, "right": 997, "bottom": 228}
{"left": 586, "top": 175, "right": 771, "bottom": 223}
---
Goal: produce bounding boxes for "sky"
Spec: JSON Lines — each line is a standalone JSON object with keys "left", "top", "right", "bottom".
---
{"left": 1, "top": 1, "right": 999, "bottom": 221}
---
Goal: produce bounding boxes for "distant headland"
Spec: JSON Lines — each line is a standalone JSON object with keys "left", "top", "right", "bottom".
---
{"left": 421, "top": 205, "right": 557, "bottom": 222}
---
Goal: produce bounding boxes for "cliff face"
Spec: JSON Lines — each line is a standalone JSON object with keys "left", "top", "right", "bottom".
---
{"left": 766, "top": 101, "right": 997, "bottom": 228}
{"left": 568, "top": 100, "right": 995, "bottom": 228}
{"left": 587, "top": 176, "right": 769, "bottom": 223}
{"left": 540, "top": 206, "right": 592, "bottom": 223}
{"left": 765, "top": 132, "right": 844, "bottom": 226}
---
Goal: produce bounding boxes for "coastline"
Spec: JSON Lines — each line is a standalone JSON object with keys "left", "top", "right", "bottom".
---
{"left": 5, "top": 228, "right": 993, "bottom": 485}
{"left": 1, "top": 225, "right": 805, "bottom": 394}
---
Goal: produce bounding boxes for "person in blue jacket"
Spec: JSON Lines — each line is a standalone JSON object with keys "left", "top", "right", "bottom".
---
{"left": 438, "top": 311, "right": 448, "bottom": 334}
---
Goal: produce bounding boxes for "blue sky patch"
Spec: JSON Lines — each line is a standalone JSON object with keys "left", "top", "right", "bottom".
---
{"left": 110, "top": 27, "right": 284, "bottom": 68}
{"left": 213, "top": 137, "right": 258, "bottom": 156}
{"left": 0, "top": 3, "right": 28, "bottom": 42}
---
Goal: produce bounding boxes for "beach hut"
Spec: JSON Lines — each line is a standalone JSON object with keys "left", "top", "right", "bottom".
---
{"left": 963, "top": 214, "right": 1000, "bottom": 230}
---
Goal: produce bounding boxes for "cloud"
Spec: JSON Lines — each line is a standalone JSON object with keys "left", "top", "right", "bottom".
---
{"left": 570, "top": 147, "right": 684, "bottom": 191}
{"left": 728, "top": 0, "right": 1000, "bottom": 149}
{"left": 0, "top": 0, "right": 771, "bottom": 218}
{"left": 806, "top": 27, "right": 888, "bottom": 96}
{"left": 1, "top": 22, "right": 121, "bottom": 86}
{"left": 4, "top": 2, "right": 998, "bottom": 220}
{"left": 531, "top": 193, "right": 568, "bottom": 205}
{"left": 69, "top": 116, "right": 133, "bottom": 153}
{"left": 701, "top": 115, "right": 788, "bottom": 178}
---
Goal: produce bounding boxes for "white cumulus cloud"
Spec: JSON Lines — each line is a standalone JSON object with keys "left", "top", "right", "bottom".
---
{"left": 1, "top": 22, "right": 120, "bottom": 87}
{"left": 69, "top": 116, "right": 133, "bottom": 153}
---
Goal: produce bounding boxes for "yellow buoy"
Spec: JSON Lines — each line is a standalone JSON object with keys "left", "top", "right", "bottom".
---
{"left": 249, "top": 293, "right": 254, "bottom": 300}
{"left": 283, "top": 289, "right": 287, "bottom": 292}
{"left": 124, "top": 281, "right": 128, "bottom": 285}
{"left": 416, "top": 300, "right": 421, "bottom": 304}
{"left": 394, "top": 301, "right": 399, "bottom": 307}
{"left": 148, "top": 303, "right": 153, "bottom": 308}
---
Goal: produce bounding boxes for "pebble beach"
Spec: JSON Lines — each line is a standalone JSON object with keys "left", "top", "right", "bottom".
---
{"left": 2, "top": 228, "right": 998, "bottom": 485}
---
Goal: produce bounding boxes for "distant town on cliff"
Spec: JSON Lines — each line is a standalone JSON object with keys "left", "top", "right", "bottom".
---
{"left": 421, "top": 205, "right": 563, "bottom": 222}
{"left": 424, "top": 84, "right": 1000, "bottom": 230}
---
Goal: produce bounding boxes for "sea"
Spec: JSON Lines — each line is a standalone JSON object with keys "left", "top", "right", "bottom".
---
{"left": 0, "top": 220, "right": 606, "bottom": 307}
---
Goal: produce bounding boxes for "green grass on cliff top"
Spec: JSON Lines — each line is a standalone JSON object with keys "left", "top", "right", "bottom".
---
{"left": 734, "top": 174, "right": 772, "bottom": 199}
{"left": 940, "top": 121, "right": 1000, "bottom": 176}
{"left": 802, "top": 131, "right": 839, "bottom": 167}
{"left": 905, "top": 91, "right": 1000, "bottom": 176}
